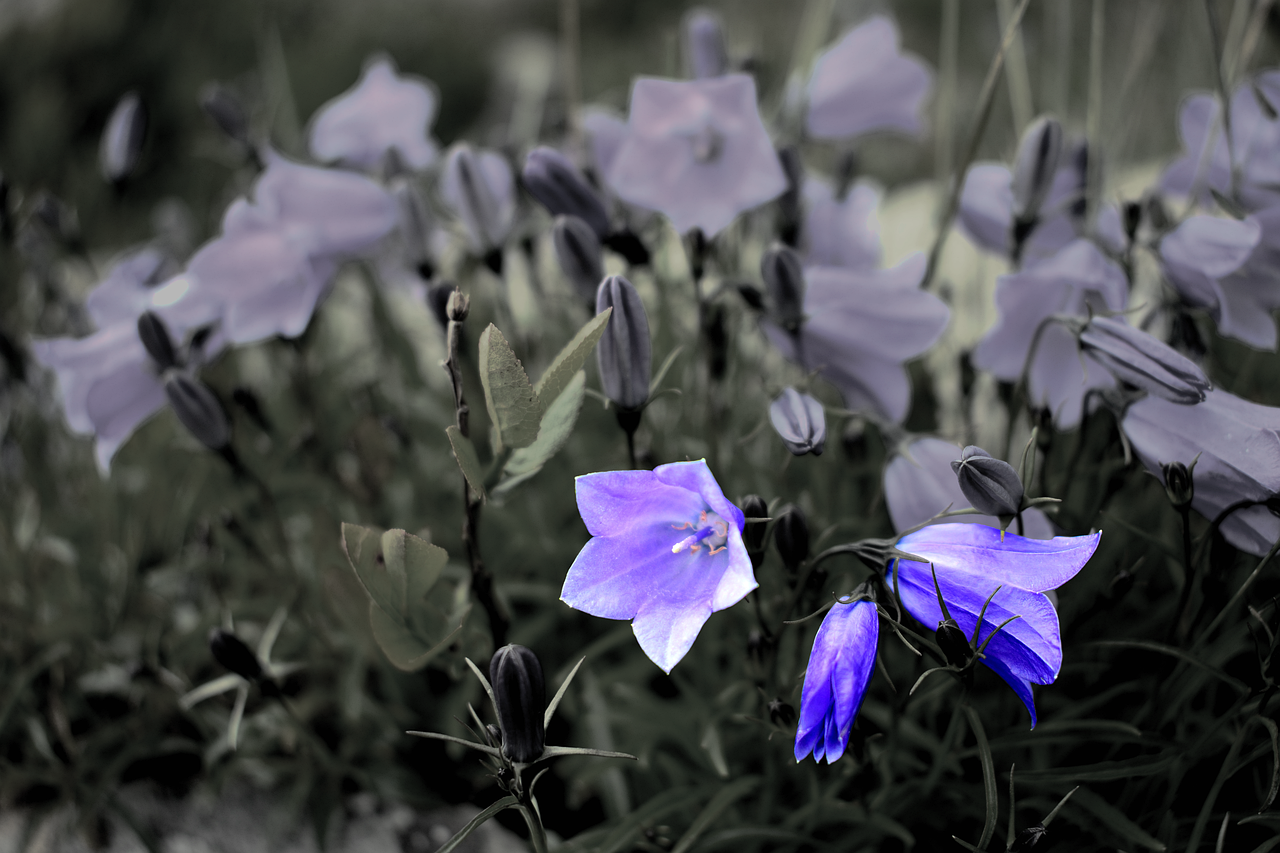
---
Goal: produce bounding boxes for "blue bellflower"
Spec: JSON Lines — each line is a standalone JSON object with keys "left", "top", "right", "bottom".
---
{"left": 560, "top": 460, "right": 756, "bottom": 673}
{"left": 891, "top": 524, "right": 1101, "bottom": 726}
{"left": 794, "top": 598, "right": 879, "bottom": 763}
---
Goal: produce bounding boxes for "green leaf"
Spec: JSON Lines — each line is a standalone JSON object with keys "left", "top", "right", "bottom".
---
{"left": 445, "top": 426, "right": 487, "bottom": 501}
{"left": 478, "top": 324, "right": 542, "bottom": 451}
{"left": 963, "top": 705, "right": 998, "bottom": 852}
{"left": 341, "top": 522, "right": 404, "bottom": 621}
{"left": 544, "top": 656, "right": 585, "bottom": 729}
{"left": 369, "top": 602, "right": 462, "bottom": 671}
{"left": 504, "top": 371, "right": 587, "bottom": 480}
{"left": 405, "top": 730, "right": 501, "bottom": 757}
{"left": 1066, "top": 787, "right": 1166, "bottom": 851}
{"left": 536, "top": 745, "right": 637, "bottom": 761}
{"left": 435, "top": 796, "right": 519, "bottom": 853}
{"left": 534, "top": 308, "right": 611, "bottom": 406}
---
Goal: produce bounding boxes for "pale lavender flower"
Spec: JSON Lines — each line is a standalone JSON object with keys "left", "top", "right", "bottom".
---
{"left": 582, "top": 108, "right": 629, "bottom": 181}
{"left": 440, "top": 143, "right": 516, "bottom": 254}
{"left": 1078, "top": 315, "right": 1211, "bottom": 403}
{"left": 308, "top": 56, "right": 439, "bottom": 172}
{"left": 972, "top": 240, "right": 1127, "bottom": 429}
{"left": 84, "top": 247, "right": 174, "bottom": 328}
{"left": 800, "top": 176, "right": 881, "bottom": 270}
{"left": 605, "top": 74, "right": 787, "bottom": 236}
{"left": 805, "top": 16, "right": 932, "bottom": 141}
{"left": 684, "top": 8, "right": 729, "bottom": 79}
{"left": 958, "top": 159, "right": 1082, "bottom": 263}
{"left": 769, "top": 387, "right": 826, "bottom": 456}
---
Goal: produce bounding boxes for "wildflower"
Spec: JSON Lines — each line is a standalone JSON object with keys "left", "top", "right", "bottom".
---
{"left": 605, "top": 74, "right": 787, "bottom": 236}
{"left": 82, "top": 247, "right": 177, "bottom": 328}
{"left": 1077, "top": 315, "right": 1211, "bottom": 403}
{"left": 595, "top": 275, "right": 651, "bottom": 410}
{"left": 100, "top": 91, "right": 147, "bottom": 184}
{"left": 769, "top": 387, "right": 826, "bottom": 456}
{"left": 522, "top": 147, "right": 611, "bottom": 237}
{"left": 560, "top": 460, "right": 756, "bottom": 673}
{"left": 489, "top": 645, "right": 546, "bottom": 763}
{"left": 308, "top": 56, "right": 439, "bottom": 172}
{"left": 805, "top": 16, "right": 932, "bottom": 141}
{"left": 440, "top": 143, "right": 516, "bottom": 256}
{"left": 891, "top": 523, "right": 1101, "bottom": 726}
{"left": 800, "top": 175, "right": 881, "bottom": 270}
{"left": 952, "top": 446, "right": 1024, "bottom": 518}
{"left": 794, "top": 597, "right": 879, "bottom": 763}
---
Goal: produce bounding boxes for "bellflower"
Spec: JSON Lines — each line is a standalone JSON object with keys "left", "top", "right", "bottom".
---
{"left": 308, "top": 56, "right": 439, "bottom": 172}
{"left": 800, "top": 175, "right": 881, "bottom": 270}
{"left": 582, "top": 108, "right": 629, "bottom": 183}
{"left": 605, "top": 74, "right": 787, "bottom": 237}
{"left": 769, "top": 387, "right": 826, "bottom": 456}
{"left": 440, "top": 143, "right": 516, "bottom": 254}
{"left": 82, "top": 247, "right": 176, "bottom": 328}
{"left": 794, "top": 598, "right": 878, "bottom": 763}
{"left": 762, "top": 254, "right": 950, "bottom": 422}
{"left": 1123, "top": 389, "right": 1280, "bottom": 556}
{"left": 560, "top": 460, "right": 756, "bottom": 673}
{"left": 973, "top": 239, "right": 1127, "bottom": 429}
{"left": 958, "top": 150, "right": 1087, "bottom": 264}
{"left": 1077, "top": 315, "right": 1211, "bottom": 403}
{"left": 805, "top": 16, "right": 932, "bottom": 141}
{"left": 891, "top": 524, "right": 1101, "bottom": 725}
{"left": 522, "top": 147, "right": 611, "bottom": 238}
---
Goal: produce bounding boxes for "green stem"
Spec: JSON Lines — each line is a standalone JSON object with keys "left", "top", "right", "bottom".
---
{"left": 518, "top": 803, "right": 549, "bottom": 853}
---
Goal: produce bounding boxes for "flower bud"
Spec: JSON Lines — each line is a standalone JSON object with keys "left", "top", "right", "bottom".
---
{"left": 773, "top": 504, "right": 809, "bottom": 570}
{"left": 935, "top": 622, "right": 973, "bottom": 668}
{"left": 522, "top": 148, "right": 611, "bottom": 238}
{"left": 164, "top": 373, "right": 231, "bottom": 452}
{"left": 391, "top": 179, "right": 436, "bottom": 275}
{"left": 489, "top": 644, "right": 546, "bottom": 763}
{"left": 1162, "top": 460, "right": 1195, "bottom": 509}
{"left": 553, "top": 215, "right": 605, "bottom": 305}
{"left": 769, "top": 388, "right": 826, "bottom": 456}
{"left": 596, "top": 275, "right": 652, "bottom": 410}
{"left": 1010, "top": 824, "right": 1047, "bottom": 852}
{"left": 209, "top": 628, "right": 263, "bottom": 682}
{"left": 776, "top": 146, "right": 803, "bottom": 247}
{"left": 951, "top": 446, "right": 1024, "bottom": 517}
{"left": 1078, "top": 316, "right": 1210, "bottom": 404}
{"left": 684, "top": 8, "right": 729, "bottom": 79}
{"left": 739, "top": 494, "right": 768, "bottom": 551}
{"left": 761, "top": 245, "right": 805, "bottom": 333}
{"left": 1010, "top": 116, "right": 1063, "bottom": 225}
{"left": 447, "top": 288, "right": 470, "bottom": 322}
{"left": 199, "top": 83, "right": 250, "bottom": 146}
{"left": 767, "top": 698, "right": 796, "bottom": 728}
{"left": 100, "top": 91, "right": 147, "bottom": 185}
{"left": 442, "top": 143, "right": 512, "bottom": 254}
{"left": 137, "top": 311, "right": 177, "bottom": 371}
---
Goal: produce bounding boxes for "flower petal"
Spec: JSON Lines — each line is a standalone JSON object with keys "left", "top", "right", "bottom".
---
{"left": 896, "top": 523, "right": 1101, "bottom": 594}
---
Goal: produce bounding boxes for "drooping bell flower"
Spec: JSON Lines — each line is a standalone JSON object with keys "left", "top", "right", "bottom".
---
{"left": 489, "top": 644, "right": 546, "bottom": 763}
{"left": 83, "top": 247, "right": 177, "bottom": 329}
{"left": 794, "top": 597, "right": 879, "bottom": 763}
{"left": 522, "top": 147, "right": 612, "bottom": 238}
{"left": 595, "top": 275, "right": 652, "bottom": 411}
{"left": 769, "top": 387, "right": 826, "bottom": 456}
{"left": 440, "top": 143, "right": 516, "bottom": 258}
{"left": 683, "top": 8, "right": 729, "bottom": 79}
{"left": 1077, "top": 315, "right": 1211, "bottom": 403}
{"left": 560, "top": 460, "right": 756, "bottom": 673}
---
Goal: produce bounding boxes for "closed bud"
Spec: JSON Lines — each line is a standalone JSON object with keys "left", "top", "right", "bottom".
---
{"left": 209, "top": 628, "right": 263, "bottom": 682}
{"left": 522, "top": 148, "right": 611, "bottom": 238}
{"left": 767, "top": 698, "right": 796, "bottom": 728}
{"left": 489, "top": 644, "right": 546, "bottom": 763}
{"left": 684, "top": 8, "right": 729, "bottom": 79}
{"left": 1123, "top": 200, "right": 1143, "bottom": 243}
{"left": 443, "top": 144, "right": 509, "bottom": 253}
{"left": 553, "top": 215, "right": 605, "bottom": 305}
{"left": 951, "top": 446, "right": 1024, "bottom": 518}
{"left": 446, "top": 288, "right": 470, "bottom": 322}
{"left": 1079, "top": 315, "right": 1210, "bottom": 404}
{"left": 1010, "top": 116, "right": 1064, "bottom": 225}
{"left": 1010, "top": 824, "right": 1047, "bottom": 851}
{"left": 164, "top": 373, "right": 231, "bottom": 452}
{"left": 735, "top": 282, "right": 764, "bottom": 310}
{"left": 199, "top": 83, "right": 250, "bottom": 145}
{"left": 761, "top": 245, "right": 805, "bottom": 333}
{"left": 769, "top": 387, "right": 826, "bottom": 456}
{"left": 935, "top": 622, "right": 973, "bottom": 668}
{"left": 596, "top": 275, "right": 652, "bottom": 410}
{"left": 392, "top": 179, "right": 436, "bottom": 272}
{"left": 774, "top": 504, "right": 810, "bottom": 570}
{"left": 100, "top": 91, "right": 147, "bottom": 185}
{"left": 1162, "top": 460, "right": 1195, "bottom": 509}
{"left": 739, "top": 494, "right": 769, "bottom": 553}
{"left": 136, "top": 311, "right": 177, "bottom": 371}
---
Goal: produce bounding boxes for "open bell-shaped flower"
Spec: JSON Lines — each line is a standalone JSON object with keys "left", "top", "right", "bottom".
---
{"left": 595, "top": 275, "right": 652, "bottom": 410}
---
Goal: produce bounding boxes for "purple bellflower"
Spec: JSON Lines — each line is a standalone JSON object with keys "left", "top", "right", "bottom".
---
{"left": 891, "top": 523, "right": 1101, "bottom": 726}
{"left": 560, "top": 460, "right": 756, "bottom": 673}
{"left": 605, "top": 74, "right": 787, "bottom": 237}
{"left": 582, "top": 108, "right": 629, "bottom": 184}
{"left": 83, "top": 247, "right": 177, "bottom": 329}
{"left": 805, "top": 16, "right": 932, "bottom": 141}
{"left": 800, "top": 175, "right": 881, "bottom": 270}
{"left": 308, "top": 56, "right": 439, "bottom": 172}
{"left": 440, "top": 143, "right": 516, "bottom": 254}
{"left": 1123, "top": 389, "right": 1280, "bottom": 556}
{"left": 973, "top": 239, "right": 1127, "bottom": 429}
{"left": 958, "top": 155, "right": 1086, "bottom": 264}
{"left": 1077, "top": 315, "right": 1211, "bottom": 403}
{"left": 794, "top": 598, "right": 878, "bottom": 763}
{"left": 762, "top": 254, "right": 949, "bottom": 423}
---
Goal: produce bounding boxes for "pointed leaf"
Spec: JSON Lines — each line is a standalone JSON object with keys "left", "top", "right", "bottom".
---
{"left": 341, "top": 522, "right": 405, "bottom": 622}
{"left": 505, "top": 370, "right": 587, "bottom": 479}
{"left": 369, "top": 602, "right": 462, "bottom": 671}
{"left": 446, "top": 426, "right": 488, "bottom": 501}
{"left": 479, "top": 324, "right": 542, "bottom": 450}
{"left": 544, "top": 656, "right": 586, "bottom": 729}
{"left": 534, "top": 307, "right": 612, "bottom": 405}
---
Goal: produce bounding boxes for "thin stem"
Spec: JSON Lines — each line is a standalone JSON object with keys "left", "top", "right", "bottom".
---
{"left": 1168, "top": 504, "right": 1196, "bottom": 644}
{"left": 1204, "top": 0, "right": 1239, "bottom": 198}
{"left": 1085, "top": 0, "right": 1106, "bottom": 226}
{"left": 517, "top": 803, "right": 549, "bottom": 853}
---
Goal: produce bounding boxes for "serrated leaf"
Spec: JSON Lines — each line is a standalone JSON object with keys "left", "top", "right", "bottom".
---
{"left": 381, "top": 528, "right": 449, "bottom": 624}
{"left": 478, "top": 324, "right": 542, "bottom": 450}
{"left": 369, "top": 602, "right": 462, "bottom": 671}
{"left": 341, "top": 522, "right": 404, "bottom": 622}
{"left": 446, "top": 425, "right": 487, "bottom": 501}
{"left": 534, "top": 307, "right": 612, "bottom": 406}
{"left": 505, "top": 371, "right": 587, "bottom": 479}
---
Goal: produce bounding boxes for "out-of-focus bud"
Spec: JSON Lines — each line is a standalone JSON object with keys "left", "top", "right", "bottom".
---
{"left": 137, "top": 311, "right": 177, "bottom": 371}
{"left": 739, "top": 494, "right": 769, "bottom": 568}
{"left": 199, "top": 83, "right": 251, "bottom": 146}
{"left": 841, "top": 419, "right": 867, "bottom": 459}
{"left": 767, "top": 698, "right": 796, "bottom": 728}
{"left": 446, "top": 288, "right": 470, "bottom": 323}
{"left": 522, "top": 147, "right": 611, "bottom": 238}
{"left": 1162, "top": 460, "right": 1196, "bottom": 509}
{"left": 391, "top": 179, "right": 436, "bottom": 277}
{"left": 776, "top": 145, "right": 803, "bottom": 246}
{"left": 164, "top": 373, "right": 231, "bottom": 452}
{"left": 761, "top": 245, "right": 805, "bottom": 333}
{"left": 1144, "top": 192, "right": 1171, "bottom": 233}
{"left": 1067, "top": 140, "right": 1090, "bottom": 222}
{"left": 596, "top": 275, "right": 652, "bottom": 410}
{"left": 774, "top": 504, "right": 809, "bottom": 570}
{"left": 951, "top": 446, "right": 1024, "bottom": 518}
{"left": 489, "top": 644, "right": 546, "bottom": 763}
{"left": 735, "top": 282, "right": 764, "bottom": 310}
{"left": 100, "top": 92, "right": 147, "bottom": 185}
{"left": 209, "top": 628, "right": 263, "bottom": 682}
{"left": 1010, "top": 824, "right": 1047, "bottom": 851}
{"left": 1010, "top": 116, "right": 1064, "bottom": 226}
{"left": 684, "top": 8, "right": 729, "bottom": 79}
{"left": 441, "top": 143, "right": 513, "bottom": 257}
{"left": 1078, "top": 316, "right": 1211, "bottom": 404}
{"left": 552, "top": 215, "right": 605, "bottom": 304}
{"left": 1122, "top": 200, "right": 1142, "bottom": 243}
{"left": 769, "top": 387, "right": 826, "bottom": 456}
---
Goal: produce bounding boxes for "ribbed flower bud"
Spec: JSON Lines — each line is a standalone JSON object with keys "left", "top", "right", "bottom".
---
{"left": 739, "top": 494, "right": 768, "bottom": 569}
{"left": 136, "top": 311, "right": 177, "bottom": 371}
{"left": 1010, "top": 824, "right": 1047, "bottom": 851}
{"left": 199, "top": 83, "right": 251, "bottom": 146}
{"left": 553, "top": 215, "right": 605, "bottom": 304}
{"left": 1010, "top": 116, "right": 1064, "bottom": 225}
{"left": 774, "top": 504, "right": 810, "bottom": 570}
{"left": 100, "top": 92, "right": 147, "bottom": 185}
{"left": 684, "top": 8, "right": 729, "bottom": 79}
{"left": 769, "top": 388, "right": 826, "bottom": 456}
{"left": 935, "top": 622, "right": 973, "bottom": 668}
{"left": 1162, "top": 460, "right": 1195, "bottom": 510}
{"left": 446, "top": 289, "right": 470, "bottom": 323}
{"left": 761, "top": 245, "right": 805, "bottom": 333}
{"left": 951, "top": 446, "right": 1024, "bottom": 517}
{"left": 596, "top": 275, "right": 652, "bottom": 410}
{"left": 489, "top": 644, "right": 546, "bottom": 763}
{"left": 164, "top": 373, "right": 231, "bottom": 452}
{"left": 209, "top": 628, "right": 263, "bottom": 682}
{"left": 1078, "top": 316, "right": 1210, "bottom": 404}
{"left": 522, "top": 147, "right": 611, "bottom": 238}
{"left": 442, "top": 144, "right": 509, "bottom": 254}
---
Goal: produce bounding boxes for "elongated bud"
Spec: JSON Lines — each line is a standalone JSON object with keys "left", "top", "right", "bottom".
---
{"left": 392, "top": 179, "right": 436, "bottom": 274}
{"left": 137, "top": 311, "right": 177, "bottom": 371}
{"left": 1011, "top": 116, "right": 1064, "bottom": 225}
{"left": 935, "top": 622, "right": 973, "bottom": 668}
{"left": 443, "top": 143, "right": 508, "bottom": 252}
{"left": 596, "top": 275, "right": 652, "bottom": 410}
{"left": 1078, "top": 316, "right": 1210, "bottom": 404}
{"left": 739, "top": 494, "right": 768, "bottom": 568}
{"left": 164, "top": 373, "right": 231, "bottom": 451}
{"left": 951, "top": 446, "right": 1024, "bottom": 517}
{"left": 489, "top": 644, "right": 546, "bottom": 763}
{"left": 199, "top": 83, "right": 250, "bottom": 145}
{"left": 761, "top": 245, "right": 805, "bottom": 333}
{"left": 684, "top": 8, "right": 729, "bottom": 79}
{"left": 776, "top": 146, "right": 803, "bottom": 246}
{"left": 1162, "top": 460, "right": 1195, "bottom": 509}
{"left": 100, "top": 92, "right": 147, "bottom": 184}
{"left": 553, "top": 215, "right": 605, "bottom": 304}
{"left": 522, "top": 148, "right": 611, "bottom": 238}
{"left": 773, "top": 504, "right": 809, "bottom": 570}
{"left": 209, "top": 628, "right": 263, "bottom": 682}
{"left": 769, "top": 388, "right": 826, "bottom": 456}
{"left": 1010, "top": 824, "right": 1047, "bottom": 851}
